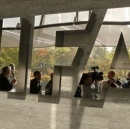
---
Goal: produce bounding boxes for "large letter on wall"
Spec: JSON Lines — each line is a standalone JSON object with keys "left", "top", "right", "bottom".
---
{"left": 53, "top": 9, "right": 107, "bottom": 96}
{"left": 17, "top": 17, "right": 34, "bottom": 92}
{"left": 110, "top": 32, "right": 130, "bottom": 70}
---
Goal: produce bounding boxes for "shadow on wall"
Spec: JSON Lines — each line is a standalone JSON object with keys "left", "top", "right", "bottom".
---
{"left": 7, "top": 91, "right": 104, "bottom": 108}
{"left": 79, "top": 99, "right": 104, "bottom": 108}
{"left": 38, "top": 95, "right": 60, "bottom": 104}
{"left": 6, "top": 88, "right": 130, "bottom": 109}
{"left": 8, "top": 92, "right": 26, "bottom": 100}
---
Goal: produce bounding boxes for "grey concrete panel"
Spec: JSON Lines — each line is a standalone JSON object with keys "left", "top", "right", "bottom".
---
{"left": 14, "top": 124, "right": 38, "bottom": 129}
{"left": 108, "top": 120, "right": 130, "bottom": 129}
{"left": 0, "top": 0, "right": 129, "bottom": 18}
{"left": 71, "top": 48, "right": 84, "bottom": 68}
{"left": 55, "top": 31, "right": 64, "bottom": 47}
{"left": 0, "top": 120, "right": 16, "bottom": 129}
{"left": 31, "top": 118, "right": 58, "bottom": 129}
{"left": 85, "top": 11, "right": 96, "bottom": 32}
{"left": 38, "top": 95, "right": 60, "bottom": 104}
{"left": 0, "top": 91, "right": 8, "bottom": 98}
{"left": 79, "top": 99, "right": 104, "bottom": 108}
{"left": 110, "top": 33, "right": 130, "bottom": 70}
{"left": 17, "top": 17, "right": 34, "bottom": 92}
{"left": 25, "top": 94, "right": 39, "bottom": 101}
{"left": 0, "top": 105, "right": 20, "bottom": 115}
{"left": 0, "top": 89, "right": 130, "bottom": 128}
{"left": 53, "top": 66, "right": 62, "bottom": 96}
{"left": 8, "top": 92, "right": 26, "bottom": 100}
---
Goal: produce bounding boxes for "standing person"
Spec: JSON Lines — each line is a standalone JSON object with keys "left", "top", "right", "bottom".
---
{"left": 81, "top": 73, "right": 98, "bottom": 98}
{"left": 100, "top": 70, "right": 117, "bottom": 99}
{"left": 30, "top": 70, "right": 42, "bottom": 94}
{"left": 45, "top": 73, "right": 53, "bottom": 95}
{"left": 0, "top": 66, "right": 17, "bottom": 91}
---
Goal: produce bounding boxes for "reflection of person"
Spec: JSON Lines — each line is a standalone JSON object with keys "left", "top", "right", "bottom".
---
{"left": 123, "top": 71, "right": 130, "bottom": 88}
{"left": 100, "top": 70, "right": 117, "bottom": 99}
{"left": 9, "top": 63, "right": 15, "bottom": 78}
{"left": 8, "top": 63, "right": 16, "bottom": 89}
{"left": 30, "top": 71, "right": 42, "bottom": 94}
{"left": 74, "top": 85, "right": 82, "bottom": 98}
{"left": 81, "top": 73, "right": 98, "bottom": 98}
{"left": 45, "top": 73, "right": 53, "bottom": 95}
{"left": 0, "top": 66, "right": 17, "bottom": 91}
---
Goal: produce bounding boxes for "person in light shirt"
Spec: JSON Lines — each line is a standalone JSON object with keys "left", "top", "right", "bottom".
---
{"left": 81, "top": 73, "right": 98, "bottom": 98}
{"left": 100, "top": 70, "right": 117, "bottom": 99}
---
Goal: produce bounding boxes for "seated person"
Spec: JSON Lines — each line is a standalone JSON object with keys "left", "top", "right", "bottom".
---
{"left": 0, "top": 66, "right": 17, "bottom": 91}
{"left": 8, "top": 63, "right": 16, "bottom": 89}
{"left": 45, "top": 73, "right": 53, "bottom": 95}
{"left": 30, "top": 70, "right": 42, "bottom": 94}
{"left": 122, "top": 71, "right": 130, "bottom": 88}
{"left": 100, "top": 70, "right": 117, "bottom": 99}
{"left": 81, "top": 73, "right": 98, "bottom": 98}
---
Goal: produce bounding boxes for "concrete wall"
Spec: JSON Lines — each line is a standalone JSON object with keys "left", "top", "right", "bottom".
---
{"left": 0, "top": 0, "right": 130, "bottom": 18}
{"left": 0, "top": 88, "right": 130, "bottom": 129}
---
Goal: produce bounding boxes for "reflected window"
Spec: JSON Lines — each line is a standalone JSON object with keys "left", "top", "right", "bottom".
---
{"left": 78, "top": 11, "right": 89, "bottom": 21}
{"left": 3, "top": 17, "right": 20, "bottom": 28}
{"left": 104, "top": 7, "right": 130, "bottom": 21}
{"left": 44, "top": 12, "right": 76, "bottom": 25}
{"left": 35, "top": 15, "right": 42, "bottom": 26}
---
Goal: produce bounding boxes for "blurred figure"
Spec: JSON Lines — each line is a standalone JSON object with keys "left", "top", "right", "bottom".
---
{"left": 122, "top": 71, "right": 130, "bottom": 88}
{"left": 45, "top": 73, "right": 53, "bottom": 95}
{"left": 81, "top": 73, "right": 98, "bottom": 98}
{"left": 9, "top": 63, "right": 15, "bottom": 78}
{"left": 8, "top": 63, "right": 16, "bottom": 90}
{"left": 74, "top": 85, "right": 82, "bottom": 98}
{"left": 0, "top": 66, "right": 17, "bottom": 91}
{"left": 30, "top": 71, "right": 42, "bottom": 94}
{"left": 100, "top": 70, "right": 117, "bottom": 99}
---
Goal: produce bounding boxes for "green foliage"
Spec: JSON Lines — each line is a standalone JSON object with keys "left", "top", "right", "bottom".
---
{"left": 0, "top": 48, "right": 19, "bottom": 69}
{"left": 1, "top": 46, "right": 130, "bottom": 81}
{"left": 31, "top": 47, "right": 77, "bottom": 70}
{"left": 86, "top": 47, "right": 113, "bottom": 76}
{"left": 54, "top": 47, "right": 77, "bottom": 65}
{"left": 86, "top": 47, "right": 130, "bottom": 79}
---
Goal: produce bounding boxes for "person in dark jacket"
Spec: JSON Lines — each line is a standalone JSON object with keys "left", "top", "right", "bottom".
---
{"left": 30, "top": 70, "right": 42, "bottom": 94}
{"left": 45, "top": 73, "right": 53, "bottom": 95}
{"left": 0, "top": 66, "right": 17, "bottom": 91}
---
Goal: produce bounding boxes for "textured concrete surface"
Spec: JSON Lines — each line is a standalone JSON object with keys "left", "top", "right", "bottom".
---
{"left": 0, "top": 88, "right": 129, "bottom": 129}
{"left": 0, "top": 0, "right": 129, "bottom": 18}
